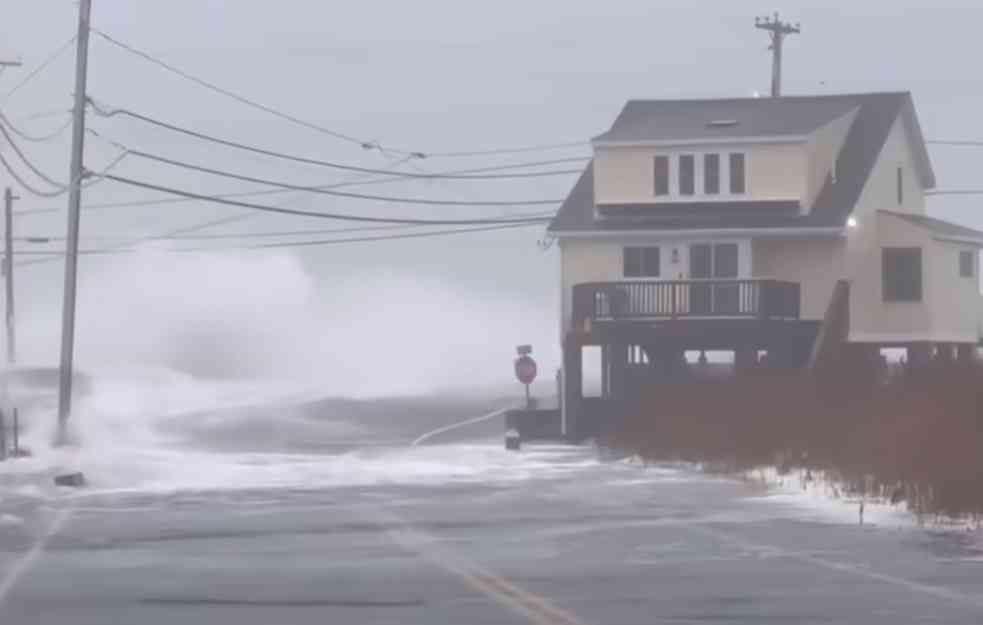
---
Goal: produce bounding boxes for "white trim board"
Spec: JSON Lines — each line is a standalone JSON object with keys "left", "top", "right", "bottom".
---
{"left": 551, "top": 227, "right": 844, "bottom": 239}
{"left": 848, "top": 332, "right": 980, "bottom": 344}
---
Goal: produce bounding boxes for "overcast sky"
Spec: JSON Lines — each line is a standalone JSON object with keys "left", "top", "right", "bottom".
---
{"left": 1, "top": 0, "right": 981, "bottom": 388}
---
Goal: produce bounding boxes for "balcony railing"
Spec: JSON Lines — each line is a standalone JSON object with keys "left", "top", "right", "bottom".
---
{"left": 572, "top": 280, "right": 801, "bottom": 327}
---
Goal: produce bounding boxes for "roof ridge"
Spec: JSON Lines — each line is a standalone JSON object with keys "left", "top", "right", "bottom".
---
{"left": 623, "top": 92, "right": 911, "bottom": 105}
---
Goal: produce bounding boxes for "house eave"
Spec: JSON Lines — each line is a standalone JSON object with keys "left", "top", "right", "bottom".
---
{"left": 591, "top": 135, "right": 809, "bottom": 148}
{"left": 550, "top": 226, "right": 845, "bottom": 239}
{"left": 932, "top": 235, "right": 983, "bottom": 247}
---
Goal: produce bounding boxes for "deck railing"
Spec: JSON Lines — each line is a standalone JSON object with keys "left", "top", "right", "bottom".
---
{"left": 572, "top": 280, "right": 800, "bottom": 327}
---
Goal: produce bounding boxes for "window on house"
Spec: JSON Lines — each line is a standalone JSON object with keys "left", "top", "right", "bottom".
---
{"left": 678, "top": 154, "right": 695, "bottom": 196}
{"left": 897, "top": 167, "right": 904, "bottom": 205}
{"left": 882, "top": 247, "right": 922, "bottom": 302}
{"left": 623, "top": 247, "right": 660, "bottom": 278}
{"left": 729, "top": 153, "right": 746, "bottom": 194}
{"left": 960, "top": 250, "right": 975, "bottom": 278}
{"left": 654, "top": 156, "right": 669, "bottom": 196}
{"left": 704, "top": 154, "right": 720, "bottom": 195}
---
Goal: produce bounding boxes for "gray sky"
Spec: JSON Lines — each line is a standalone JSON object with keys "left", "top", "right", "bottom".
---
{"left": 1, "top": 0, "right": 981, "bottom": 391}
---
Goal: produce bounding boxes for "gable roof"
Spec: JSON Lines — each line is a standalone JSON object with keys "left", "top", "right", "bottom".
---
{"left": 550, "top": 92, "right": 936, "bottom": 234}
{"left": 592, "top": 95, "right": 862, "bottom": 143}
{"left": 880, "top": 210, "right": 983, "bottom": 243}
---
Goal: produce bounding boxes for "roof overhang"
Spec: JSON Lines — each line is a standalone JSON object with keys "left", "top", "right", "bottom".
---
{"left": 550, "top": 226, "right": 844, "bottom": 239}
{"left": 932, "top": 236, "right": 983, "bottom": 247}
{"left": 591, "top": 135, "right": 808, "bottom": 148}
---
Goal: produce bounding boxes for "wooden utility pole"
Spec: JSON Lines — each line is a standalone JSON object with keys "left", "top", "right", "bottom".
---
{"left": 4, "top": 188, "right": 17, "bottom": 366}
{"left": 56, "top": 0, "right": 92, "bottom": 445}
{"left": 755, "top": 12, "right": 800, "bottom": 97}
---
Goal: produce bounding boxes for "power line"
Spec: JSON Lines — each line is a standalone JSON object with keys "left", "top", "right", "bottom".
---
{"left": 14, "top": 152, "right": 586, "bottom": 217}
{"left": 4, "top": 36, "right": 76, "bottom": 99}
{"left": 14, "top": 223, "right": 424, "bottom": 242}
{"left": 92, "top": 28, "right": 587, "bottom": 159}
{"left": 109, "top": 147, "right": 564, "bottom": 207}
{"left": 93, "top": 29, "right": 370, "bottom": 148}
{"left": 0, "top": 118, "right": 67, "bottom": 189}
{"left": 88, "top": 99, "right": 586, "bottom": 179}
{"left": 13, "top": 221, "right": 543, "bottom": 259}
{"left": 926, "top": 140, "right": 983, "bottom": 146}
{"left": 0, "top": 108, "right": 73, "bottom": 143}
{"left": 101, "top": 173, "right": 554, "bottom": 225}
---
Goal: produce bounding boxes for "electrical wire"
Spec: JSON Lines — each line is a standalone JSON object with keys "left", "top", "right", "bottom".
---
{"left": 92, "top": 28, "right": 587, "bottom": 159}
{"left": 0, "top": 135, "right": 128, "bottom": 198}
{"left": 109, "top": 147, "right": 564, "bottom": 206}
{"left": 13, "top": 221, "right": 543, "bottom": 258}
{"left": 0, "top": 119, "right": 67, "bottom": 189}
{"left": 927, "top": 140, "right": 983, "bottom": 146}
{"left": 0, "top": 110, "right": 72, "bottom": 143}
{"left": 14, "top": 154, "right": 589, "bottom": 216}
{"left": 4, "top": 36, "right": 76, "bottom": 99}
{"left": 101, "top": 173, "right": 554, "bottom": 224}
{"left": 88, "top": 99, "right": 586, "bottom": 179}
{"left": 93, "top": 29, "right": 367, "bottom": 147}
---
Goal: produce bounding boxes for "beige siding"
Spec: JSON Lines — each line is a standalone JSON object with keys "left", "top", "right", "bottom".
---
{"left": 847, "top": 214, "right": 932, "bottom": 341}
{"left": 849, "top": 116, "right": 926, "bottom": 221}
{"left": 804, "top": 109, "right": 858, "bottom": 210}
{"left": 925, "top": 239, "right": 980, "bottom": 342}
{"left": 593, "top": 142, "right": 807, "bottom": 206}
{"left": 559, "top": 237, "right": 751, "bottom": 334}
{"left": 752, "top": 237, "right": 845, "bottom": 320}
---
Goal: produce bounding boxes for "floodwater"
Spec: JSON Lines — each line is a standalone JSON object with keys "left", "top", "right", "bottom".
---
{"left": 2, "top": 370, "right": 983, "bottom": 625}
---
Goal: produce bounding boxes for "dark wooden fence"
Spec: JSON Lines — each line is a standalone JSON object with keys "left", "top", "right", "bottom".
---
{"left": 572, "top": 280, "right": 800, "bottom": 326}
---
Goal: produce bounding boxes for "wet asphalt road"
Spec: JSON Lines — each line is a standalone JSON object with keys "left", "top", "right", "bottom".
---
{"left": 3, "top": 398, "right": 983, "bottom": 625}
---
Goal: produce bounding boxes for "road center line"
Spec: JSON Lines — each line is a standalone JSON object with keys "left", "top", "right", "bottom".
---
{"left": 381, "top": 512, "right": 588, "bottom": 625}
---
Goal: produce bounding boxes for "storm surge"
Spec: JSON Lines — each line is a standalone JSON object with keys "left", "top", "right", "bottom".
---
{"left": 5, "top": 248, "right": 557, "bottom": 494}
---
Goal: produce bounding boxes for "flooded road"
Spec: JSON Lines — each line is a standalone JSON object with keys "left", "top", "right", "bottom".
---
{"left": 3, "top": 391, "right": 983, "bottom": 624}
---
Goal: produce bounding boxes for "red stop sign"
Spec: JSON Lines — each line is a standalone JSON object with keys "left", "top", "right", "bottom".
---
{"left": 514, "top": 355, "right": 537, "bottom": 385}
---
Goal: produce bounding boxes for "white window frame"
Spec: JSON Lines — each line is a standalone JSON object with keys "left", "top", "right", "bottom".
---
{"left": 655, "top": 151, "right": 751, "bottom": 201}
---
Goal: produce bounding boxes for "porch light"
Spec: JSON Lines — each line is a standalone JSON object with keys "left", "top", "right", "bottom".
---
{"left": 671, "top": 248, "right": 680, "bottom": 264}
{"left": 847, "top": 216, "right": 858, "bottom": 228}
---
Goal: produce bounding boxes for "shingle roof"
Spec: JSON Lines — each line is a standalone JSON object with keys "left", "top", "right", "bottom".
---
{"left": 592, "top": 95, "right": 862, "bottom": 143}
{"left": 880, "top": 211, "right": 983, "bottom": 242}
{"left": 550, "top": 92, "right": 936, "bottom": 234}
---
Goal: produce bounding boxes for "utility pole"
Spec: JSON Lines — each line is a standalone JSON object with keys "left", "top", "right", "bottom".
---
{"left": 755, "top": 12, "right": 800, "bottom": 97}
{"left": 4, "top": 188, "right": 17, "bottom": 366}
{"left": 56, "top": 0, "right": 92, "bottom": 445}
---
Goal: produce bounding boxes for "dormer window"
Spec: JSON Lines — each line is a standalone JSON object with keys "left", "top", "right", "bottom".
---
{"left": 654, "top": 156, "right": 670, "bottom": 196}
{"left": 704, "top": 154, "right": 720, "bottom": 194}
{"left": 679, "top": 154, "right": 695, "bottom": 195}
{"left": 729, "top": 153, "right": 746, "bottom": 195}
{"left": 650, "top": 151, "right": 748, "bottom": 199}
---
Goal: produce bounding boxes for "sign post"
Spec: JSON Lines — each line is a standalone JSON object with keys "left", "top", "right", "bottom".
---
{"left": 514, "top": 345, "right": 538, "bottom": 410}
